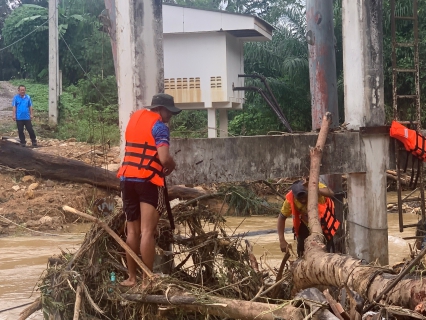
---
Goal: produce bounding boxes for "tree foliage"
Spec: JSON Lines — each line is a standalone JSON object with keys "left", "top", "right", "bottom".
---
{"left": 2, "top": 0, "right": 114, "bottom": 84}
{"left": 7, "top": 0, "right": 425, "bottom": 136}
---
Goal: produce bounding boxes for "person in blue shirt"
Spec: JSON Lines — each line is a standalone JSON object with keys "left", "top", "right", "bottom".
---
{"left": 12, "top": 85, "right": 37, "bottom": 147}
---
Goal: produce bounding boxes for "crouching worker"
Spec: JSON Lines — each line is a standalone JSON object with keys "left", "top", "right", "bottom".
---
{"left": 277, "top": 180, "right": 340, "bottom": 257}
{"left": 117, "top": 93, "right": 181, "bottom": 287}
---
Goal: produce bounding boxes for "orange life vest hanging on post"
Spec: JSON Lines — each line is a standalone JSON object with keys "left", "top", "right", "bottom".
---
{"left": 390, "top": 121, "right": 426, "bottom": 161}
{"left": 285, "top": 192, "right": 340, "bottom": 241}
{"left": 117, "top": 109, "right": 165, "bottom": 187}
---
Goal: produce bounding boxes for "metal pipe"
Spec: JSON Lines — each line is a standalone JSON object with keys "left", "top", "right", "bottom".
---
{"left": 236, "top": 74, "right": 293, "bottom": 133}
{"left": 233, "top": 86, "right": 293, "bottom": 132}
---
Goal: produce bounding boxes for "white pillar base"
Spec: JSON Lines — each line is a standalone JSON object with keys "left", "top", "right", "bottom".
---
{"left": 207, "top": 109, "right": 217, "bottom": 138}
{"left": 346, "top": 135, "right": 389, "bottom": 265}
{"left": 219, "top": 109, "right": 228, "bottom": 138}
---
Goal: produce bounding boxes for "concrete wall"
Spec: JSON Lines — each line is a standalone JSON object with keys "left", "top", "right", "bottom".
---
{"left": 167, "top": 132, "right": 392, "bottom": 185}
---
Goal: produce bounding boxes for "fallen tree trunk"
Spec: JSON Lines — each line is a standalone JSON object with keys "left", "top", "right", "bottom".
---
{"left": 0, "top": 140, "right": 120, "bottom": 190}
{"left": 0, "top": 140, "right": 208, "bottom": 199}
{"left": 294, "top": 113, "right": 426, "bottom": 315}
{"left": 122, "top": 292, "right": 304, "bottom": 320}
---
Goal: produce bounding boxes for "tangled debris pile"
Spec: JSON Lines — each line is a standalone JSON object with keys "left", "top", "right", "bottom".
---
{"left": 31, "top": 200, "right": 295, "bottom": 320}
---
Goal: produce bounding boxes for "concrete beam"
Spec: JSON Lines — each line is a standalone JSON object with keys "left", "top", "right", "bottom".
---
{"left": 168, "top": 131, "right": 392, "bottom": 185}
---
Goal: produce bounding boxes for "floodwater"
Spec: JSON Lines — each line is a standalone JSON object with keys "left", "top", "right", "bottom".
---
{"left": 0, "top": 233, "right": 84, "bottom": 319}
{"left": 0, "top": 211, "right": 421, "bottom": 319}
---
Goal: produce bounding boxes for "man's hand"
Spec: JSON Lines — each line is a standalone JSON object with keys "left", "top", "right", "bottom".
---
{"left": 12, "top": 114, "right": 16, "bottom": 121}
{"left": 279, "top": 239, "right": 291, "bottom": 253}
{"left": 158, "top": 145, "right": 176, "bottom": 176}
{"left": 163, "top": 166, "right": 175, "bottom": 176}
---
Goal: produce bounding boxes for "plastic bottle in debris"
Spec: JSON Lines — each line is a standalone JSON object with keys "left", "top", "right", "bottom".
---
{"left": 108, "top": 272, "right": 116, "bottom": 293}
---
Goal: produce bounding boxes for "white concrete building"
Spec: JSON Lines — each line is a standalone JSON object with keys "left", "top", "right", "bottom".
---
{"left": 163, "top": 4, "right": 273, "bottom": 137}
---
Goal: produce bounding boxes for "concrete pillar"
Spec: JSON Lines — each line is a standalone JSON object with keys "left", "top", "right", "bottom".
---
{"left": 219, "top": 109, "right": 228, "bottom": 137}
{"left": 207, "top": 109, "right": 217, "bottom": 138}
{"left": 48, "top": 0, "right": 59, "bottom": 126}
{"left": 306, "top": 0, "right": 339, "bottom": 130}
{"left": 343, "top": 0, "right": 388, "bottom": 264}
{"left": 306, "top": 0, "right": 344, "bottom": 252}
{"left": 114, "top": 0, "right": 164, "bottom": 157}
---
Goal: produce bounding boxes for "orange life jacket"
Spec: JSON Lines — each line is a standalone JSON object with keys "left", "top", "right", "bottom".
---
{"left": 117, "top": 109, "right": 165, "bottom": 186}
{"left": 390, "top": 121, "right": 426, "bottom": 161}
{"left": 285, "top": 191, "right": 340, "bottom": 241}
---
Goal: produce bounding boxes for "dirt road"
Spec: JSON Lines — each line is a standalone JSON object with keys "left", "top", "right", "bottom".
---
{"left": 0, "top": 81, "right": 16, "bottom": 121}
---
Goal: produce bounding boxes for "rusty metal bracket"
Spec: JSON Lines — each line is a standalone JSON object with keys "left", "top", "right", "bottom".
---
{"left": 359, "top": 126, "right": 390, "bottom": 135}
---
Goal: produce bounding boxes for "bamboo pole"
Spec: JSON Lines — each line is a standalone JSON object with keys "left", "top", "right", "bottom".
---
{"left": 63, "top": 205, "right": 154, "bottom": 279}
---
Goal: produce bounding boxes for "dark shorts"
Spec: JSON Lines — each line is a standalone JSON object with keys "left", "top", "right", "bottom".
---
{"left": 120, "top": 180, "right": 166, "bottom": 222}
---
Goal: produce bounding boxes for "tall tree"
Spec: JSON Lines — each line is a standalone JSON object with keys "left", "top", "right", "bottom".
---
{"left": 0, "top": 0, "right": 20, "bottom": 80}
{"left": 2, "top": 0, "right": 114, "bottom": 82}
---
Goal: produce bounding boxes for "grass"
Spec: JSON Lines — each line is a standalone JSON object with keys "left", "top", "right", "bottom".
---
{"left": 10, "top": 79, "right": 120, "bottom": 145}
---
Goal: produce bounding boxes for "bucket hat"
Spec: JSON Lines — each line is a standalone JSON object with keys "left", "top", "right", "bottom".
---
{"left": 291, "top": 180, "right": 307, "bottom": 199}
{"left": 145, "top": 93, "right": 181, "bottom": 115}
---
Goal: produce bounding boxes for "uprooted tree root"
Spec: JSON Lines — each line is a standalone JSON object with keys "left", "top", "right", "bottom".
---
{"left": 32, "top": 202, "right": 295, "bottom": 320}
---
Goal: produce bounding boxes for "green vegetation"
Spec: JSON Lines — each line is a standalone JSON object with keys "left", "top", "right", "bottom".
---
{"left": 11, "top": 79, "right": 120, "bottom": 144}
{"left": 1, "top": 0, "right": 426, "bottom": 140}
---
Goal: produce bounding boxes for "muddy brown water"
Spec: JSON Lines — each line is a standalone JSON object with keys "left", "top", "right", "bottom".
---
{"left": 0, "top": 210, "right": 421, "bottom": 319}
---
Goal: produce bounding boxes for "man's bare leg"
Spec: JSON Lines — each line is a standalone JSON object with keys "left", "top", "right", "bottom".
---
{"left": 140, "top": 202, "right": 160, "bottom": 286}
{"left": 120, "top": 219, "right": 141, "bottom": 286}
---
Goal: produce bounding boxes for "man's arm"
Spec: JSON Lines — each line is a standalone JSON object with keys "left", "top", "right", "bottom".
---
{"left": 157, "top": 145, "right": 176, "bottom": 176}
{"left": 277, "top": 214, "right": 289, "bottom": 252}
{"left": 319, "top": 186, "right": 334, "bottom": 198}
{"left": 30, "top": 106, "right": 33, "bottom": 119}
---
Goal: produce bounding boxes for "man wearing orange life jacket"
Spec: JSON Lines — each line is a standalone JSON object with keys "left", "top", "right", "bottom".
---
{"left": 117, "top": 93, "right": 181, "bottom": 287}
{"left": 277, "top": 180, "right": 340, "bottom": 257}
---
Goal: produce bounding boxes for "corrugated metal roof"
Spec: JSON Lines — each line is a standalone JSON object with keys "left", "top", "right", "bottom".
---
{"left": 163, "top": 3, "right": 274, "bottom": 33}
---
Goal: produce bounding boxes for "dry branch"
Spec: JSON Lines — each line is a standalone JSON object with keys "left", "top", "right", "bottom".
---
{"left": 18, "top": 297, "right": 41, "bottom": 320}
{"left": 307, "top": 112, "right": 332, "bottom": 239}
{"left": 272, "top": 251, "right": 290, "bottom": 299}
{"left": 63, "top": 205, "right": 154, "bottom": 279}
{"left": 73, "top": 284, "right": 83, "bottom": 320}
